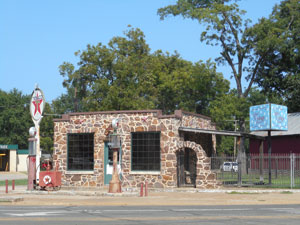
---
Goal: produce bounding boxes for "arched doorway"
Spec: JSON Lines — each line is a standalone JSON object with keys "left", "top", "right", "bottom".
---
{"left": 177, "top": 148, "right": 197, "bottom": 187}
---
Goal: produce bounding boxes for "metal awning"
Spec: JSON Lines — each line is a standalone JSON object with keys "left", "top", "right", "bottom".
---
{"left": 178, "top": 127, "right": 265, "bottom": 140}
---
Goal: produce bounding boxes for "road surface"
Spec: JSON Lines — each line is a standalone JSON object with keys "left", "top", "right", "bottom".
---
{"left": 0, "top": 204, "right": 300, "bottom": 225}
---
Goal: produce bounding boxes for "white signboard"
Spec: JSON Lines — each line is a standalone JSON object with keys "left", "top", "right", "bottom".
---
{"left": 30, "top": 88, "right": 45, "bottom": 122}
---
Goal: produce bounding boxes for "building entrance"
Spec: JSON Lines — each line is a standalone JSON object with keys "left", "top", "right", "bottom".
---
{"left": 177, "top": 148, "right": 197, "bottom": 188}
{"left": 0, "top": 150, "right": 9, "bottom": 171}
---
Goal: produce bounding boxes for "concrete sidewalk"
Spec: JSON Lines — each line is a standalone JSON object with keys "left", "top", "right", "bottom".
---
{"left": 1, "top": 184, "right": 300, "bottom": 206}
{"left": 0, "top": 172, "right": 27, "bottom": 181}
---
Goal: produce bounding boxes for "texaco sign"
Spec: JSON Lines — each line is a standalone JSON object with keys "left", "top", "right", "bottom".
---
{"left": 30, "top": 88, "right": 45, "bottom": 121}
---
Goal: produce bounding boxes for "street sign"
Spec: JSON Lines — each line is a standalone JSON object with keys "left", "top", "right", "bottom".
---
{"left": 30, "top": 87, "right": 45, "bottom": 122}
{"left": 250, "top": 103, "right": 288, "bottom": 185}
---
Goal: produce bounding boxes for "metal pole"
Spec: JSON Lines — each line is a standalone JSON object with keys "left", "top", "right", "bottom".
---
{"left": 293, "top": 153, "right": 295, "bottom": 188}
{"left": 234, "top": 120, "right": 237, "bottom": 158}
{"left": 259, "top": 140, "right": 264, "bottom": 183}
{"left": 290, "top": 154, "right": 293, "bottom": 189}
{"left": 237, "top": 137, "right": 242, "bottom": 186}
{"left": 268, "top": 131, "right": 272, "bottom": 185}
{"left": 290, "top": 153, "right": 294, "bottom": 189}
{"left": 5, "top": 180, "right": 8, "bottom": 193}
{"left": 35, "top": 121, "right": 40, "bottom": 185}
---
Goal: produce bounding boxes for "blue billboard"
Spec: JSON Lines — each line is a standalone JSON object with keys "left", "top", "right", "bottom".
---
{"left": 250, "top": 104, "right": 288, "bottom": 131}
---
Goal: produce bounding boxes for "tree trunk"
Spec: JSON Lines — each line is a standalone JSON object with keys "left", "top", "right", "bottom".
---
{"left": 238, "top": 119, "right": 247, "bottom": 175}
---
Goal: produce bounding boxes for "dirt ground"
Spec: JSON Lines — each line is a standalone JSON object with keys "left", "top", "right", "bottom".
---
{"left": 2, "top": 190, "right": 300, "bottom": 206}
{"left": 1, "top": 172, "right": 300, "bottom": 206}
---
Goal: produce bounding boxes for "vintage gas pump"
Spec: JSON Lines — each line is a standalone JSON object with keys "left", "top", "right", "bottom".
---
{"left": 28, "top": 127, "right": 37, "bottom": 190}
{"left": 108, "top": 119, "right": 122, "bottom": 193}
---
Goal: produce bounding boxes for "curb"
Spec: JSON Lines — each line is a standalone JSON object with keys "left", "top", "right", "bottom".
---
{"left": 0, "top": 197, "right": 24, "bottom": 203}
{"left": 23, "top": 190, "right": 139, "bottom": 197}
{"left": 3, "top": 188, "right": 300, "bottom": 197}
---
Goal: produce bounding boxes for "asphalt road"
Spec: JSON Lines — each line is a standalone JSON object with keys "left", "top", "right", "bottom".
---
{"left": 1, "top": 204, "right": 300, "bottom": 225}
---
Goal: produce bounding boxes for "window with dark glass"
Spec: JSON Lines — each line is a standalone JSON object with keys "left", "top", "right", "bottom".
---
{"left": 131, "top": 132, "right": 160, "bottom": 171}
{"left": 67, "top": 133, "right": 94, "bottom": 170}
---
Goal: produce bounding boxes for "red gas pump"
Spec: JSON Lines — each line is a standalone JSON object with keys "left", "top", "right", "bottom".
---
{"left": 39, "top": 161, "right": 61, "bottom": 191}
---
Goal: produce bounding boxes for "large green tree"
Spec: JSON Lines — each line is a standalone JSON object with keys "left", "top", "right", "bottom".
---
{"left": 253, "top": 0, "right": 300, "bottom": 112}
{"left": 158, "top": 0, "right": 294, "bottom": 157}
{"left": 0, "top": 89, "right": 54, "bottom": 153}
{"left": 57, "top": 27, "right": 229, "bottom": 115}
{"left": 0, "top": 89, "right": 31, "bottom": 149}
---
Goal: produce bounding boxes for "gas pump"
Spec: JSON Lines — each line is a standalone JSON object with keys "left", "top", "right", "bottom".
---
{"left": 28, "top": 127, "right": 37, "bottom": 190}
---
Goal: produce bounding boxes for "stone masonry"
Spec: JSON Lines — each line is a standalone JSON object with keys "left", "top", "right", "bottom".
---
{"left": 53, "top": 110, "right": 220, "bottom": 189}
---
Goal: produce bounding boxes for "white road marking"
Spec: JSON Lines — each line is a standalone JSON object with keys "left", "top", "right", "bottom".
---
{"left": 1, "top": 207, "right": 298, "bottom": 217}
{"left": 173, "top": 208, "right": 251, "bottom": 212}
{"left": 6, "top": 211, "right": 66, "bottom": 217}
{"left": 102, "top": 209, "right": 166, "bottom": 212}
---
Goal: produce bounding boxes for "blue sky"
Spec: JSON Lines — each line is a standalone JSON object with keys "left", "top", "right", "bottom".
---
{"left": 0, "top": 0, "right": 282, "bottom": 102}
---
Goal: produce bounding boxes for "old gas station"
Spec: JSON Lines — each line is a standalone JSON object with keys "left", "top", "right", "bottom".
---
{"left": 0, "top": 144, "right": 28, "bottom": 172}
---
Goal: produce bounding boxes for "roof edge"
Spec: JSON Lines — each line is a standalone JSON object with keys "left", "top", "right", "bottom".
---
{"left": 53, "top": 109, "right": 212, "bottom": 122}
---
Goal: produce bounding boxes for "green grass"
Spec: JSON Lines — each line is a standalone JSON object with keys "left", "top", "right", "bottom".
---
{"left": 216, "top": 171, "right": 300, "bottom": 189}
{"left": 0, "top": 179, "right": 28, "bottom": 186}
{"left": 228, "top": 191, "right": 258, "bottom": 194}
{"left": 280, "top": 191, "right": 293, "bottom": 194}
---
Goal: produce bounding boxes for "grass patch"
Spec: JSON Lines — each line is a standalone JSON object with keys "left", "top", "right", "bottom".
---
{"left": 228, "top": 191, "right": 257, "bottom": 194}
{"left": 280, "top": 191, "right": 293, "bottom": 194}
{"left": 216, "top": 172, "right": 300, "bottom": 189}
{"left": 0, "top": 179, "right": 27, "bottom": 186}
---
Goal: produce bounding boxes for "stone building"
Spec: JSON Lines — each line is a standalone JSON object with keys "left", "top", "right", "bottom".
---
{"left": 53, "top": 110, "right": 220, "bottom": 189}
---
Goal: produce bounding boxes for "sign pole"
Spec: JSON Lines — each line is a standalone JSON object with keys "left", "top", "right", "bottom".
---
{"left": 268, "top": 130, "right": 272, "bottom": 185}
{"left": 34, "top": 120, "right": 41, "bottom": 184}
{"left": 250, "top": 103, "right": 287, "bottom": 187}
{"left": 30, "top": 85, "right": 45, "bottom": 186}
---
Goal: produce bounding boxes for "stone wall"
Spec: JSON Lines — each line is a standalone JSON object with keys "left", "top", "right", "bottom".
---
{"left": 53, "top": 110, "right": 220, "bottom": 189}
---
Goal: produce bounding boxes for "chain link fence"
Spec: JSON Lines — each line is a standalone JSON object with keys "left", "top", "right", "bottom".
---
{"left": 211, "top": 153, "right": 300, "bottom": 188}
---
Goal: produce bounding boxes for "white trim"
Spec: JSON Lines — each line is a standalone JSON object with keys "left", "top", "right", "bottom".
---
{"left": 65, "top": 171, "right": 94, "bottom": 175}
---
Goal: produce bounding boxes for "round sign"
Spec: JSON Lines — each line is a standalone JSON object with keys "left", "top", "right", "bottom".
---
{"left": 30, "top": 88, "right": 45, "bottom": 121}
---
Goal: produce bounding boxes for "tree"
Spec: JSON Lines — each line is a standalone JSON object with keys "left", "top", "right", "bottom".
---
{"left": 0, "top": 89, "right": 31, "bottom": 149}
{"left": 150, "top": 52, "right": 230, "bottom": 114}
{"left": 52, "top": 87, "right": 80, "bottom": 114}
{"left": 58, "top": 27, "right": 230, "bottom": 115}
{"left": 0, "top": 89, "right": 55, "bottom": 154}
{"left": 252, "top": 0, "right": 300, "bottom": 112}
{"left": 59, "top": 28, "right": 157, "bottom": 112}
{"left": 158, "top": 0, "right": 293, "bottom": 156}
{"left": 40, "top": 103, "right": 55, "bottom": 154}
{"left": 209, "top": 88, "right": 280, "bottom": 154}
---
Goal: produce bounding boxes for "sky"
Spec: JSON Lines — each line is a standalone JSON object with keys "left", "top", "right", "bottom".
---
{"left": 0, "top": 0, "right": 283, "bottom": 103}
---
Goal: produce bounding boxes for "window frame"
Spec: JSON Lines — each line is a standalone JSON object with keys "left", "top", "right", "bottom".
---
{"left": 67, "top": 133, "right": 94, "bottom": 171}
{"left": 131, "top": 131, "right": 161, "bottom": 172}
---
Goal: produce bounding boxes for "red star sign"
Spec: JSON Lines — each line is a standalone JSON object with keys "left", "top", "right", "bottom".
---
{"left": 32, "top": 93, "right": 43, "bottom": 116}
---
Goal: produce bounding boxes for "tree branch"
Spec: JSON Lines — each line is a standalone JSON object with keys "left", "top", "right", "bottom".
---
{"left": 243, "top": 55, "right": 265, "bottom": 98}
{"left": 221, "top": 12, "right": 244, "bottom": 96}
{"left": 219, "top": 31, "right": 242, "bottom": 95}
